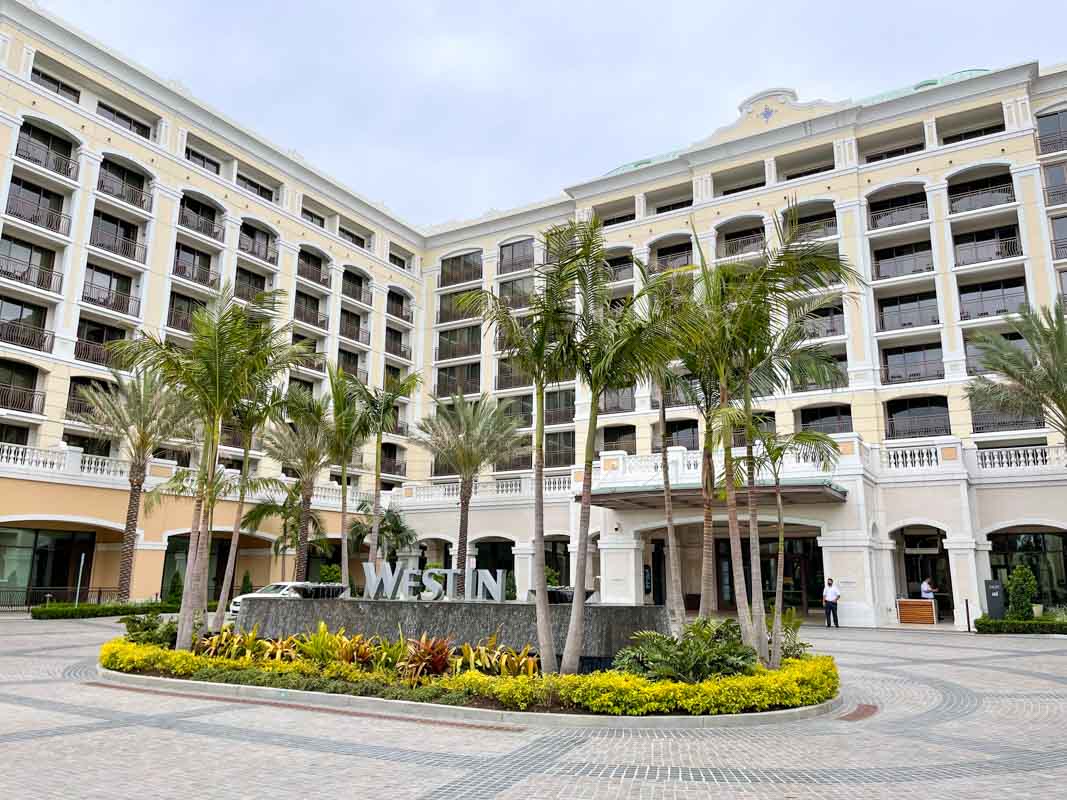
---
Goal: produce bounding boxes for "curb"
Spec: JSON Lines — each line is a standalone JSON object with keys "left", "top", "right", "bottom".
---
{"left": 95, "top": 666, "right": 843, "bottom": 729}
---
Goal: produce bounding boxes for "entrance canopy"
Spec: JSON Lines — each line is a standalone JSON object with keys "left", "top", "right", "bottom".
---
{"left": 585, "top": 479, "right": 847, "bottom": 511}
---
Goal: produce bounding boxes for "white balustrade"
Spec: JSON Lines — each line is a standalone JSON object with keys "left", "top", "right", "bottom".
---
{"left": 967, "top": 445, "right": 1066, "bottom": 473}
{"left": 80, "top": 454, "right": 130, "bottom": 479}
{"left": 880, "top": 445, "right": 940, "bottom": 471}
{"left": 0, "top": 443, "right": 65, "bottom": 473}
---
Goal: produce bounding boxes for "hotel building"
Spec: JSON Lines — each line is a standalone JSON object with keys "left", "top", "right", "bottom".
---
{"left": 1, "top": 0, "right": 1066, "bottom": 628}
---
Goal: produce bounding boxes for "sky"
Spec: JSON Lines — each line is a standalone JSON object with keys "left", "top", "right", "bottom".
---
{"left": 36, "top": 0, "right": 1067, "bottom": 229}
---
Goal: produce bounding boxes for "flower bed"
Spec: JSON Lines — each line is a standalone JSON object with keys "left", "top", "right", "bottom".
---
{"left": 99, "top": 637, "right": 838, "bottom": 717}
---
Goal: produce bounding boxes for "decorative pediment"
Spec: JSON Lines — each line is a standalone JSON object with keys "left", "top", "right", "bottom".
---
{"left": 689, "top": 88, "right": 851, "bottom": 150}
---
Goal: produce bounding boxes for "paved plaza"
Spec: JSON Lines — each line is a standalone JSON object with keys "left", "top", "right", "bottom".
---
{"left": 2, "top": 617, "right": 1067, "bottom": 798}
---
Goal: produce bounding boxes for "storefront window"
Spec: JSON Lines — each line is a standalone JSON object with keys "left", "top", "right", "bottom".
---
{"left": 990, "top": 531, "right": 1067, "bottom": 606}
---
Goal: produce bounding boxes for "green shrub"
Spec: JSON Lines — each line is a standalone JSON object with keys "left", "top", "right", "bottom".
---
{"left": 166, "top": 571, "right": 184, "bottom": 605}
{"left": 318, "top": 564, "right": 341, "bottom": 584}
{"left": 31, "top": 600, "right": 217, "bottom": 620}
{"left": 240, "top": 571, "right": 254, "bottom": 596}
{"left": 1006, "top": 565, "right": 1038, "bottom": 620}
{"left": 544, "top": 566, "right": 561, "bottom": 587}
{"left": 613, "top": 618, "right": 757, "bottom": 683}
{"left": 120, "top": 612, "right": 177, "bottom": 648}
{"left": 974, "top": 616, "right": 1067, "bottom": 634}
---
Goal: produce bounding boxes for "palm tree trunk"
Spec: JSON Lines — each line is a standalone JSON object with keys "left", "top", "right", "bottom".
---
{"left": 367, "top": 430, "right": 383, "bottom": 565}
{"left": 698, "top": 421, "right": 718, "bottom": 617}
{"left": 117, "top": 466, "right": 145, "bottom": 603}
{"left": 770, "top": 477, "right": 786, "bottom": 669}
{"left": 531, "top": 380, "right": 557, "bottom": 672}
{"left": 658, "top": 388, "right": 685, "bottom": 635}
{"left": 175, "top": 431, "right": 215, "bottom": 650}
{"left": 295, "top": 484, "right": 313, "bottom": 581}
{"left": 744, "top": 396, "right": 768, "bottom": 662}
{"left": 560, "top": 403, "right": 598, "bottom": 674}
{"left": 339, "top": 462, "right": 350, "bottom": 594}
{"left": 456, "top": 476, "right": 473, "bottom": 596}
{"left": 212, "top": 440, "right": 252, "bottom": 631}
{"left": 720, "top": 383, "right": 755, "bottom": 648}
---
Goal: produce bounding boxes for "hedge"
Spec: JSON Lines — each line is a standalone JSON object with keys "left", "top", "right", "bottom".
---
{"left": 32, "top": 601, "right": 217, "bottom": 620}
{"left": 974, "top": 616, "right": 1067, "bottom": 635}
{"left": 99, "top": 638, "right": 838, "bottom": 716}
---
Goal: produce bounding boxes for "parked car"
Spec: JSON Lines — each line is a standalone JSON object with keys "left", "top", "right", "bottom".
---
{"left": 228, "top": 581, "right": 348, "bottom": 616}
{"left": 228, "top": 582, "right": 302, "bottom": 616}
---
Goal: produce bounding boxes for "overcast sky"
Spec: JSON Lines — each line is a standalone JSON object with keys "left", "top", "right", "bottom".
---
{"left": 37, "top": 0, "right": 1067, "bottom": 228}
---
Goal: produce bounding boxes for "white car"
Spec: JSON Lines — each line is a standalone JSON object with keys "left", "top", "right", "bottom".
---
{"left": 228, "top": 582, "right": 302, "bottom": 616}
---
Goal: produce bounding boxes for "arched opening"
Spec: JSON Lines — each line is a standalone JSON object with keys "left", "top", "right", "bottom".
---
{"left": 652, "top": 417, "right": 699, "bottom": 451}
{"left": 787, "top": 200, "right": 837, "bottom": 240}
{"left": 716, "top": 216, "right": 765, "bottom": 259}
{"left": 797, "top": 403, "right": 853, "bottom": 434}
{"left": 297, "top": 245, "right": 331, "bottom": 287}
{"left": 885, "top": 396, "right": 950, "bottom": 439}
{"left": 418, "top": 537, "right": 453, "bottom": 571}
{"left": 890, "top": 524, "right": 952, "bottom": 618}
{"left": 989, "top": 526, "right": 1067, "bottom": 607}
{"left": 597, "top": 424, "right": 636, "bottom": 456}
{"left": 604, "top": 245, "right": 634, "bottom": 282}
{"left": 866, "top": 182, "right": 929, "bottom": 230}
{"left": 238, "top": 218, "right": 279, "bottom": 266}
{"left": 17, "top": 117, "right": 80, "bottom": 180}
{"left": 98, "top": 153, "right": 153, "bottom": 212}
{"left": 178, "top": 191, "right": 225, "bottom": 242}
{"left": 947, "top": 165, "right": 1014, "bottom": 214}
{"left": 544, "top": 535, "right": 570, "bottom": 586}
{"left": 649, "top": 233, "right": 692, "bottom": 273}
{"left": 161, "top": 530, "right": 272, "bottom": 600}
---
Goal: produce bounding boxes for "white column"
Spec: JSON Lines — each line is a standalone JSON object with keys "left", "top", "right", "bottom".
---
{"left": 926, "top": 182, "right": 966, "bottom": 378}
{"left": 764, "top": 157, "right": 777, "bottom": 186}
{"left": 511, "top": 544, "right": 534, "bottom": 601}
{"left": 634, "top": 193, "right": 647, "bottom": 220}
{"left": 923, "top": 119, "right": 939, "bottom": 150}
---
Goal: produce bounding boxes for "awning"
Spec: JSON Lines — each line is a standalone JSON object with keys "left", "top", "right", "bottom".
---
{"left": 581, "top": 479, "right": 847, "bottom": 511}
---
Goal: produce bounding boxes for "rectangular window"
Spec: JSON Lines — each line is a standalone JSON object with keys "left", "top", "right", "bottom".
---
{"left": 301, "top": 208, "right": 325, "bottom": 228}
{"left": 864, "top": 142, "right": 924, "bottom": 163}
{"left": 84, "top": 263, "right": 132, "bottom": 296}
{"left": 389, "top": 252, "right": 408, "bottom": 269}
{"left": 655, "top": 198, "right": 693, "bottom": 214}
{"left": 236, "top": 173, "right": 273, "bottom": 200}
{"left": 339, "top": 227, "right": 366, "bottom": 248}
{"left": 499, "top": 239, "right": 535, "bottom": 273}
{"left": 10, "top": 177, "right": 63, "bottom": 212}
{"left": 602, "top": 212, "right": 636, "bottom": 227}
{"left": 235, "top": 267, "right": 266, "bottom": 297}
{"left": 30, "top": 68, "right": 80, "bottom": 103}
{"left": 97, "top": 103, "right": 150, "bottom": 138}
{"left": 0, "top": 296, "right": 46, "bottom": 329}
{"left": 76, "top": 317, "right": 124, "bottom": 345}
{"left": 0, "top": 235, "right": 55, "bottom": 271}
{"left": 185, "top": 147, "right": 220, "bottom": 174}
{"left": 942, "top": 123, "right": 1006, "bottom": 145}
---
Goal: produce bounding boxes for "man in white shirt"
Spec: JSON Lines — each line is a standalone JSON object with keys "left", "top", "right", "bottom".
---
{"left": 822, "top": 578, "right": 841, "bottom": 628}
{"left": 920, "top": 577, "right": 937, "bottom": 599}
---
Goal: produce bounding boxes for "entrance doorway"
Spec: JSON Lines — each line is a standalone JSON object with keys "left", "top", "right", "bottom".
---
{"left": 898, "top": 525, "right": 953, "bottom": 618}
{"left": 651, "top": 539, "right": 666, "bottom": 606}
{"left": 715, "top": 534, "right": 823, "bottom": 615}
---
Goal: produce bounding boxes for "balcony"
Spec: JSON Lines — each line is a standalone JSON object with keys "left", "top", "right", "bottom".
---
{"left": 82, "top": 284, "right": 140, "bottom": 317}
{"left": 437, "top": 374, "right": 480, "bottom": 396}
{"left": 167, "top": 307, "right": 193, "bottom": 332}
{"left": 437, "top": 306, "right": 473, "bottom": 324}
{"left": 234, "top": 281, "right": 266, "bottom": 303}
{"left": 440, "top": 262, "right": 483, "bottom": 287}
{"left": 341, "top": 282, "right": 372, "bottom": 306}
{"left": 544, "top": 406, "right": 575, "bottom": 425}
{"left": 1055, "top": 239, "right": 1067, "bottom": 261}
{"left": 97, "top": 172, "right": 152, "bottom": 211}
{"left": 90, "top": 223, "right": 146, "bottom": 263}
{"left": 886, "top": 416, "right": 951, "bottom": 439}
{"left": 971, "top": 411, "right": 1043, "bottom": 434}
{"left": 653, "top": 249, "right": 693, "bottom": 272}
{"left": 385, "top": 339, "right": 411, "bottom": 360}
{"left": 948, "top": 183, "right": 1014, "bottom": 214}
{"left": 6, "top": 195, "right": 71, "bottom": 236}
{"left": 599, "top": 434, "right": 636, "bottom": 456}
{"left": 16, "top": 137, "right": 79, "bottom": 180}
{"left": 652, "top": 429, "right": 700, "bottom": 451}
{"left": 297, "top": 260, "right": 331, "bottom": 288}
{"left": 878, "top": 302, "right": 939, "bottom": 331}
{"left": 959, "top": 291, "right": 1026, "bottom": 320}
{"left": 179, "top": 206, "right": 224, "bottom": 241}
{"left": 502, "top": 409, "right": 533, "bottom": 428}
{"left": 0, "top": 321, "right": 53, "bottom": 352}
{"left": 873, "top": 251, "right": 934, "bottom": 280}
{"left": 435, "top": 339, "right": 480, "bottom": 360}
{"left": 66, "top": 393, "right": 93, "bottom": 418}
{"left": 387, "top": 300, "right": 414, "bottom": 323}
{"left": 954, "top": 237, "right": 1022, "bottom": 267}
{"left": 599, "top": 388, "right": 636, "bottom": 414}
{"left": 75, "top": 339, "right": 118, "bottom": 366}
{"left": 1046, "top": 185, "right": 1067, "bottom": 207}
{"left": 1038, "top": 131, "right": 1067, "bottom": 155}
{"left": 795, "top": 217, "right": 838, "bottom": 240}
{"left": 0, "top": 383, "right": 45, "bottom": 414}
{"left": 389, "top": 420, "right": 410, "bottom": 437}
{"left": 220, "top": 426, "right": 261, "bottom": 450}
{"left": 172, "top": 256, "right": 219, "bottom": 290}
{"left": 238, "top": 233, "right": 278, "bottom": 265}
{"left": 608, "top": 260, "right": 634, "bottom": 282}
{"left": 545, "top": 447, "right": 575, "bottom": 468}
{"left": 339, "top": 319, "right": 370, "bottom": 345}
{"left": 496, "top": 453, "right": 533, "bottom": 471}
{"left": 805, "top": 315, "right": 845, "bottom": 338}
{"left": 293, "top": 305, "right": 328, "bottom": 330}
{"left": 869, "top": 200, "right": 928, "bottom": 230}
{"left": 881, "top": 358, "right": 944, "bottom": 385}
{"left": 496, "top": 369, "right": 532, "bottom": 390}
{"left": 0, "top": 253, "right": 61, "bottom": 294}
{"left": 967, "top": 445, "right": 1066, "bottom": 473}
{"left": 717, "top": 234, "right": 764, "bottom": 259}
{"left": 381, "top": 457, "right": 407, "bottom": 476}
{"left": 801, "top": 417, "right": 853, "bottom": 434}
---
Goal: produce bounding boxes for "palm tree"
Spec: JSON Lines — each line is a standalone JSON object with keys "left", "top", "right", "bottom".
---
{"left": 112, "top": 284, "right": 308, "bottom": 648}
{"left": 243, "top": 483, "right": 328, "bottom": 581}
{"left": 348, "top": 373, "right": 421, "bottom": 566}
{"left": 261, "top": 389, "right": 334, "bottom": 581}
{"left": 752, "top": 429, "right": 839, "bottom": 667}
{"left": 965, "top": 300, "right": 1067, "bottom": 439}
{"left": 460, "top": 235, "right": 576, "bottom": 672}
{"left": 326, "top": 364, "right": 368, "bottom": 593}
{"left": 347, "top": 499, "right": 418, "bottom": 574}
{"left": 74, "top": 369, "right": 191, "bottom": 602}
{"left": 559, "top": 218, "right": 673, "bottom": 675}
{"left": 412, "top": 394, "right": 527, "bottom": 595}
{"left": 210, "top": 384, "right": 287, "bottom": 630}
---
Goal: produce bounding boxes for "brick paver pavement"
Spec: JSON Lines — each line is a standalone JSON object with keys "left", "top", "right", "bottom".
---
{"left": 2, "top": 615, "right": 1066, "bottom": 798}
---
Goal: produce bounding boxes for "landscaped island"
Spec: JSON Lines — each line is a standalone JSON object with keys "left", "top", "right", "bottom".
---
{"left": 99, "top": 615, "right": 838, "bottom": 717}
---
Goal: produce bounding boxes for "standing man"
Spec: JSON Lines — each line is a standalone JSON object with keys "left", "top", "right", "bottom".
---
{"left": 822, "top": 578, "right": 840, "bottom": 628}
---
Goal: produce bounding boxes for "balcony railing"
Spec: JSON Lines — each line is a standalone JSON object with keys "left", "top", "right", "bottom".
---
{"left": 653, "top": 250, "right": 693, "bottom": 272}
{"left": 958, "top": 291, "right": 1026, "bottom": 320}
{"left": 437, "top": 375, "right": 481, "bottom": 396}
{"left": 544, "top": 406, "right": 575, "bottom": 425}
{"left": 97, "top": 172, "right": 152, "bottom": 211}
{"left": 16, "top": 136, "right": 79, "bottom": 180}
{"left": 294, "top": 305, "right": 328, "bottom": 329}
{"left": 795, "top": 217, "right": 838, "bottom": 240}
{"left": 496, "top": 370, "right": 532, "bottom": 390}
{"left": 238, "top": 233, "right": 278, "bottom": 264}
{"left": 496, "top": 453, "right": 533, "bottom": 471}
{"left": 297, "top": 260, "right": 331, "bottom": 287}
{"left": 387, "top": 301, "right": 414, "bottom": 323}
{"left": 805, "top": 315, "right": 846, "bottom": 337}
{"left": 794, "top": 366, "right": 849, "bottom": 392}
{"left": 800, "top": 418, "right": 853, "bottom": 434}
{"left": 502, "top": 409, "right": 533, "bottom": 428}
{"left": 234, "top": 281, "right": 267, "bottom": 302}
{"left": 380, "top": 458, "right": 407, "bottom": 476}
{"left": 545, "top": 447, "right": 575, "bottom": 468}
{"left": 74, "top": 338, "right": 117, "bottom": 366}
{"left": 873, "top": 251, "right": 934, "bottom": 280}
{"left": 886, "top": 416, "right": 951, "bottom": 439}
{"left": 173, "top": 256, "right": 219, "bottom": 289}
{"left": 179, "top": 206, "right": 224, "bottom": 241}
{"left": 66, "top": 394, "right": 93, "bottom": 418}
{"left": 1046, "top": 184, "right": 1067, "bottom": 207}
{"left": 608, "top": 261, "right": 634, "bottom": 281}
{"left": 220, "top": 426, "right": 262, "bottom": 450}
{"left": 1037, "top": 131, "right": 1067, "bottom": 155}
{"left": 0, "top": 321, "right": 53, "bottom": 352}
{"left": 341, "top": 282, "right": 372, "bottom": 305}
{"left": 954, "top": 236, "right": 1022, "bottom": 266}
{"left": 440, "top": 263, "right": 483, "bottom": 287}
{"left": 435, "top": 339, "right": 480, "bottom": 360}
{"left": 717, "top": 234, "right": 764, "bottom": 259}
{"left": 389, "top": 420, "right": 410, "bottom": 437}
{"left": 947, "top": 184, "right": 1015, "bottom": 214}
{"left": 0, "top": 253, "right": 61, "bottom": 293}
{"left": 6, "top": 195, "right": 71, "bottom": 235}
{"left": 878, "top": 302, "right": 940, "bottom": 331}
{"left": 971, "top": 411, "right": 1043, "bottom": 434}
{"left": 969, "top": 445, "right": 1066, "bottom": 471}
{"left": 599, "top": 388, "right": 636, "bottom": 413}
{"left": 437, "top": 306, "right": 474, "bottom": 324}
{"left": 82, "top": 283, "right": 140, "bottom": 317}
{"left": 339, "top": 320, "right": 370, "bottom": 344}
{"left": 90, "top": 224, "right": 146, "bottom": 263}
{"left": 385, "top": 339, "right": 411, "bottom": 360}
{"left": 881, "top": 358, "right": 944, "bottom": 384}
{"left": 869, "top": 200, "right": 928, "bottom": 230}
{"left": 0, "top": 383, "right": 46, "bottom": 414}
{"left": 1055, "top": 239, "right": 1067, "bottom": 261}
{"left": 599, "top": 434, "right": 636, "bottom": 456}
{"left": 167, "top": 307, "right": 193, "bottom": 332}
{"left": 652, "top": 429, "right": 700, "bottom": 451}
